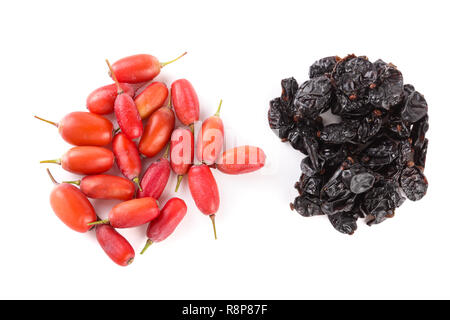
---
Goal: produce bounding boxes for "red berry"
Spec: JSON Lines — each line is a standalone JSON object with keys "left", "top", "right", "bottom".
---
{"left": 65, "top": 174, "right": 135, "bottom": 201}
{"left": 170, "top": 127, "right": 194, "bottom": 192}
{"left": 112, "top": 132, "right": 142, "bottom": 189}
{"left": 197, "top": 100, "right": 224, "bottom": 164}
{"left": 46, "top": 169, "right": 96, "bottom": 233}
{"left": 137, "top": 148, "right": 171, "bottom": 200}
{"left": 141, "top": 197, "right": 187, "bottom": 254}
{"left": 87, "top": 83, "right": 135, "bottom": 115}
{"left": 217, "top": 146, "right": 266, "bottom": 174}
{"left": 96, "top": 224, "right": 135, "bottom": 266}
{"left": 134, "top": 82, "right": 168, "bottom": 119}
{"left": 34, "top": 112, "right": 113, "bottom": 146}
{"left": 41, "top": 146, "right": 115, "bottom": 175}
{"left": 110, "top": 52, "right": 187, "bottom": 84}
{"left": 188, "top": 164, "right": 220, "bottom": 239}
{"left": 171, "top": 79, "right": 200, "bottom": 126}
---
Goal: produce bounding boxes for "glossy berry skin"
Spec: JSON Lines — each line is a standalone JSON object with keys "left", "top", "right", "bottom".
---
{"left": 87, "top": 83, "right": 135, "bottom": 115}
{"left": 109, "top": 197, "right": 160, "bottom": 228}
{"left": 111, "top": 54, "right": 161, "bottom": 84}
{"left": 59, "top": 112, "right": 113, "bottom": 146}
{"left": 138, "top": 106, "right": 175, "bottom": 158}
{"left": 137, "top": 157, "right": 171, "bottom": 200}
{"left": 61, "top": 146, "right": 114, "bottom": 175}
{"left": 95, "top": 224, "right": 135, "bottom": 266}
{"left": 197, "top": 114, "right": 224, "bottom": 165}
{"left": 115, "top": 93, "right": 143, "bottom": 140}
{"left": 217, "top": 146, "right": 266, "bottom": 175}
{"left": 112, "top": 133, "right": 141, "bottom": 182}
{"left": 188, "top": 164, "right": 220, "bottom": 215}
{"left": 50, "top": 183, "right": 97, "bottom": 233}
{"left": 171, "top": 79, "right": 200, "bottom": 125}
{"left": 78, "top": 174, "right": 135, "bottom": 200}
{"left": 170, "top": 128, "right": 194, "bottom": 175}
{"left": 146, "top": 198, "right": 187, "bottom": 242}
{"left": 134, "top": 82, "right": 168, "bottom": 119}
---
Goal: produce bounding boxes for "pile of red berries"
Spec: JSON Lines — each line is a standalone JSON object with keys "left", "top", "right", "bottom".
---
{"left": 37, "top": 52, "right": 266, "bottom": 266}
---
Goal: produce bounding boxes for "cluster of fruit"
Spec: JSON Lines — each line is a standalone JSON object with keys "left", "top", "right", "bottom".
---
{"left": 37, "top": 52, "right": 266, "bottom": 266}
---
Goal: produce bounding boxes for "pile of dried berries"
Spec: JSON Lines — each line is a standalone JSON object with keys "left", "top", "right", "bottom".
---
{"left": 268, "top": 54, "right": 429, "bottom": 234}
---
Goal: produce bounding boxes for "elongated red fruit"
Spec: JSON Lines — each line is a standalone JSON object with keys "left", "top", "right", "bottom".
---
{"left": 46, "top": 169, "right": 96, "bottom": 233}
{"left": 137, "top": 148, "right": 171, "bottom": 199}
{"left": 106, "top": 59, "right": 143, "bottom": 140}
{"left": 87, "top": 83, "right": 135, "bottom": 115}
{"left": 40, "top": 146, "right": 114, "bottom": 175}
{"left": 89, "top": 197, "right": 160, "bottom": 228}
{"left": 170, "top": 127, "right": 194, "bottom": 192}
{"left": 134, "top": 82, "right": 168, "bottom": 119}
{"left": 96, "top": 224, "right": 135, "bottom": 266}
{"left": 217, "top": 146, "right": 266, "bottom": 174}
{"left": 197, "top": 100, "right": 224, "bottom": 164}
{"left": 171, "top": 79, "right": 200, "bottom": 126}
{"left": 188, "top": 164, "right": 220, "bottom": 239}
{"left": 64, "top": 174, "right": 135, "bottom": 200}
{"left": 140, "top": 197, "right": 187, "bottom": 254}
{"left": 111, "top": 52, "right": 187, "bottom": 84}
{"left": 138, "top": 104, "right": 175, "bottom": 158}
{"left": 112, "top": 132, "right": 142, "bottom": 189}
{"left": 34, "top": 112, "right": 113, "bottom": 146}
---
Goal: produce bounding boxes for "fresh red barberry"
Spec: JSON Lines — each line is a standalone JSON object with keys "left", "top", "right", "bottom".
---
{"left": 171, "top": 79, "right": 200, "bottom": 126}
{"left": 134, "top": 82, "right": 169, "bottom": 119}
{"left": 110, "top": 52, "right": 187, "bottom": 84}
{"left": 188, "top": 164, "right": 220, "bottom": 239}
{"left": 87, "top": 83, "right": 135, "bottom": 115}
{"left": 89, "top": 197, "right": 160, "bottom": 229}
{"left": 34, "top": 112, "right": 113, "bottom": 146}
{"left": 95, "top": 224, "right": 135, "bottom": 266}
{"left": 40, "top": 146, "right": 115, "bottom": 175}
{"left": 137, "top": 147, "right": 171, "bottom": 200}
{"left": 170, "top": 127, "right": 194, "bottom": 191}
{"left": 196, "top": 100, "right": 224, "bottom": 165}
{"left": 46, "top": 169, "right": 97, "bottom": 233}
{"left": 64, "top": 174, "right": 135, "bottom": 200}
{"left": 112, "top": 132, "right": 142, "bottom": 190}
{"left": 216, "top": 146, "right": 266, "bottom": 174}
{"left": 138, "top": 100, "right": 175, "bottom": 158}
{"left": 140, "top": 197, "right": 187, "bottom": 254}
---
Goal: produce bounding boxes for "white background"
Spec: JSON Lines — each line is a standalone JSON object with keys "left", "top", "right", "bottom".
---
{"left": 1, "top": 0, "right": 449, "bottom": 299}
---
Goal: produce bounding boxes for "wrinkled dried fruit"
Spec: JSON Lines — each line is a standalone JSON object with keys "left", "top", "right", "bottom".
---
{"left": 270, "top": 54, "right": 429, "bottom": 234}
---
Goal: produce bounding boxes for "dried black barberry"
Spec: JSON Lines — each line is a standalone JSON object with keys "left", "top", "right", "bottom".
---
{"left": 269, "top": 54, "right": 429, "bottom": 234}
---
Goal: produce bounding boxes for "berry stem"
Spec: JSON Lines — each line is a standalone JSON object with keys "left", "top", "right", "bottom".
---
{"left": 105, "top": 59, "right": 123, "bottom": 95}
{"left": 163, "top": 143, "right": 170, "bottom": 159}
{"left": 34, "top": 115, "right": 58, "bottom": 127}
{"left": 140, "top": 239, "right": 153, "bottom": 255}
{"left": 160, "top": 52, "right": 187, "bottom": 68}
{"left": 175, "top": 175, "right": 183, "bottom": 192}
{"left": 63, "top": 180, "right": 81, "bottom": 186}
{"left": 40, "top": 159, "right": 62, "bottom": 165}
{"left": 210, "top": 214, "right": 218, "bottom": 240}
{"left": 214, "top": 99, "right": 223, "bottom": 117}
{"left": 87, "top": 219, "right": 109, "bottom": 226}
{"left": 132, "top": 177, "right": 143, "bottom": 192}
{"left": 167, "top": 91, "right": 172, "bottom": 108}
{"left": 46, "top": 168, "right": 58, "bottom": 185}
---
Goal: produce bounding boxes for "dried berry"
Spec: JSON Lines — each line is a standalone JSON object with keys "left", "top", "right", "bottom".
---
{"left": 328, "top": 211, "right": 358, "bottom": 235}
{"left": 400, "top": 166, "right": 428, "bottom": 201}
{"left": 293, "top": 76, "right": 334, "bottom": 119}
{"left": 269, "top": 54, "right": 429, "bottom": 234}
{"left": 309, "top": 56, "right": 339, "bottom": 78}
